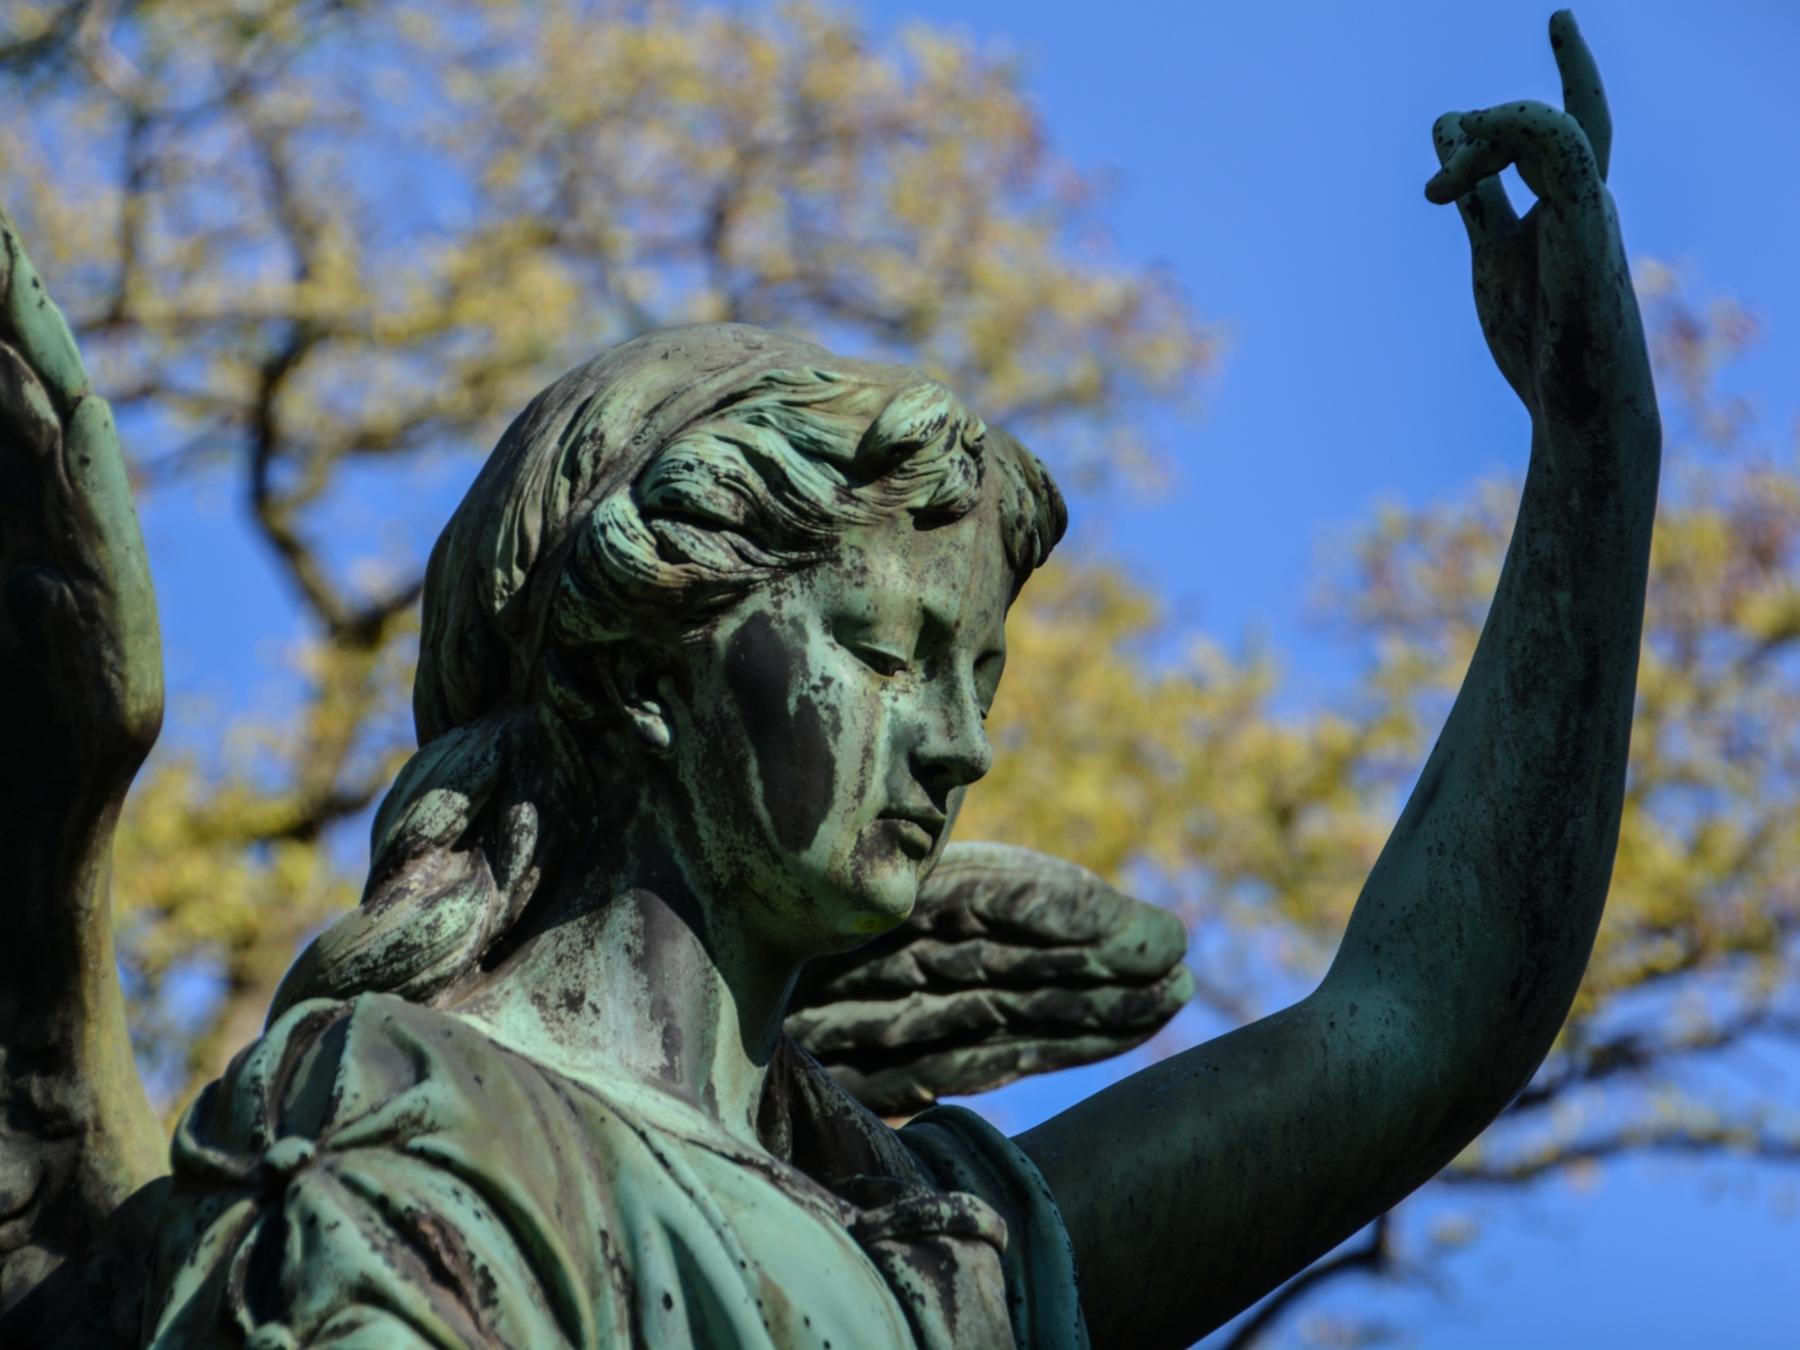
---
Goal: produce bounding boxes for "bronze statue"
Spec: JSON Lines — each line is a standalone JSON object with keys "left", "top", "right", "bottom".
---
{"left": 0, "top": 13, "right": 1660, "bottom": 1347}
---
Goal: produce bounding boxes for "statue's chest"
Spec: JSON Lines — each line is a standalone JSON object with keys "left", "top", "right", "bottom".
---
{"left": 603, "top": 1115, "right": 1016, "bottom": 1350}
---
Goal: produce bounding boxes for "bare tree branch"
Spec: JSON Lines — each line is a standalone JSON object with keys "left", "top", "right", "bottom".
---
{"left": 1221, "top": 1214, "right": 1394, "bottom": 1350}
{"left": 0, "top": 0, "right": 94, "bottom": 71}
{"left": 1515, "top": 1007, "right": 1800, "bottom": 1112}
{"left": 1444, "top": 1123, "right": 1800, "bottom": 1188}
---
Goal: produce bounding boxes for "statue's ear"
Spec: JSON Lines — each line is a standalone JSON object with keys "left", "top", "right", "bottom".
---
{"left": 597, "top": 648, "right": 676, "bottom": 756}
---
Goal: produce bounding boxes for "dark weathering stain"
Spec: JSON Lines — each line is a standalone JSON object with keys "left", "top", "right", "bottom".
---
{"left": 726, "top": 611, "right": 835, "bottom": 853}
{"left": 1544, "top": 294, "right": 1603, "bottom": 426}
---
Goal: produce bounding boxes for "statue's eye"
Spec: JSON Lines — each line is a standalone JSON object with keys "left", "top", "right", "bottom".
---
{"left": 853, "top": 645, "right": 910, "bottom": 678}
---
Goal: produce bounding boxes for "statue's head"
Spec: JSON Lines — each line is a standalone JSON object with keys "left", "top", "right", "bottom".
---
{"left": 273, "top": 324, "right": 1064, "bottom": 1011}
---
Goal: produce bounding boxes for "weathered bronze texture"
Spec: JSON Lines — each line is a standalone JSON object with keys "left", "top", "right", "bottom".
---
{"left": 0, "top": 12, "right": 1659, "bottom": 1347}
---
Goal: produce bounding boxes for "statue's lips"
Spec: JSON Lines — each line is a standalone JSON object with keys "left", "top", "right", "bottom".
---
{"left": 879, "top": 810, "right": 945, "bottom": 857}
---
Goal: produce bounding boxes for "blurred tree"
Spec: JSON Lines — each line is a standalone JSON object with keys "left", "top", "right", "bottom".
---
{"left": 965, "top": 275, "right": 1800, "bottom": 1347}
{"left": 0, "top": 0, "right": 1212, "bottom": 1100}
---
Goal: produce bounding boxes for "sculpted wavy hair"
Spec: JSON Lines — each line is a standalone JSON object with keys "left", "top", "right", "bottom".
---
{"left": 271, "top": 326, "right": 1065, "bottom": 1017}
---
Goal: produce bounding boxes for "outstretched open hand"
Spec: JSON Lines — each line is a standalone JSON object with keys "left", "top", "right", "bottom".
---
{"left": 1425, "top": 10, "right": 1654, "bottom": 431}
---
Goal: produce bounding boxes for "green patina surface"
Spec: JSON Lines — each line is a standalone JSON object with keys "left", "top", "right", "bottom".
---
{"left": 0, "top": 12, "right": 1661, "bottom": 1348}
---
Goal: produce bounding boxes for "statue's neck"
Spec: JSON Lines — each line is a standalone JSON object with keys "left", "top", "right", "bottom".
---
{"left": 448, "top": 829, "right": 798, "bottom": 1148}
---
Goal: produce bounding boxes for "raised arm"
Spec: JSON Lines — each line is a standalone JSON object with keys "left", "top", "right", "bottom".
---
{"left": 0, "top": 209, "right": 164, "bottom": 1329}
{"left": 1017, "top": 15, "right": 1660, "bottom": 1346}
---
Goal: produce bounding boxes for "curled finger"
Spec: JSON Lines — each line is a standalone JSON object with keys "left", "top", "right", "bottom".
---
{"left": 1458, "top": 99, "right": 1601, "bottom": 209}
{"left": 1430, "top": 112, "right": 1519, "bottom": 247}
{"left": 1424, "top": 130, "right": 1513, "bottom": 206}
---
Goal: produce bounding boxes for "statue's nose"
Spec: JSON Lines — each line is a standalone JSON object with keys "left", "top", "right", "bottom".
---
{"left": 908, "top": 670, "right": 993, "bottom": 796}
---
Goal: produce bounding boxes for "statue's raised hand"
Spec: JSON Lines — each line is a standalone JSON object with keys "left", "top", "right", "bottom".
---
{"left": 0, "top": 211, "right": 161, "bottom": 820}
{"left": 0, "top": 211, "right": 162, "bottom": 1329}
{"left": 1020, "top": 18, "right": 1661, "bottom": 1344}
{"left": 1426, "top": 11, "right": 1654, "bottom": 432}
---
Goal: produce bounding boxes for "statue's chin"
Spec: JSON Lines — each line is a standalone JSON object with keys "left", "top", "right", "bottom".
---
{"left": 794, "top": 879, "right": 920, "bottom": 958}
{"left": 842, "top": 825, "right": 932, "bottom": 937}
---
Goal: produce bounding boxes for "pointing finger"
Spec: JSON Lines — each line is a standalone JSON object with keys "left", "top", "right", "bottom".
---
{"left": 1550, "top": 10, "right": 1612, "bottom": 180}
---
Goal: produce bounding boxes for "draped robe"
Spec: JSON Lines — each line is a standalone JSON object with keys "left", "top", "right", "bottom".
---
{"left": 146, "top": 994, "right": 1089, "bottom": 1349}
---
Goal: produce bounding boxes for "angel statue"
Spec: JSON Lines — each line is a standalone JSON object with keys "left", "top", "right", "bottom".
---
{"left": 0, "top": 13, "right": 1658, "bottom": 1349}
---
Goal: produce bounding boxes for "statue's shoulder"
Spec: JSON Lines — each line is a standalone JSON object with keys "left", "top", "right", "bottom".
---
{"left": 170, "top": 992, "right": 560, "bottom": 1176}
{"left": 149, "top": 993, "right": 632, "bottom": 1348}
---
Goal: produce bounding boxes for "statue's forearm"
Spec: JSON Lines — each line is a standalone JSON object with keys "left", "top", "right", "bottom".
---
{"left": 0, "top": 211, "right": 167, "bottom": 1306}
{"left": 1, "top": 805, "right": 164, "bottom": 1319}
{"left": 1324, "top": 399, "right": 1662, "bottom": 1106}
{"left": 1021, "top": 401, "right": 1660, "bottom": 1349}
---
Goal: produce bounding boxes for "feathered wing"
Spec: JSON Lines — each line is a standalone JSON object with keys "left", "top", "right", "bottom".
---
{"left": 0, "top": 210, "right": 164, "bottom": 1330}
{"left": 786, "top": 842, "right": 1194, "bottom": 1118}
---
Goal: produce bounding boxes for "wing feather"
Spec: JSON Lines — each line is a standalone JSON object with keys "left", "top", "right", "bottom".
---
{"left": 787, "top": 842, "right": 1193, "bottom": 1117}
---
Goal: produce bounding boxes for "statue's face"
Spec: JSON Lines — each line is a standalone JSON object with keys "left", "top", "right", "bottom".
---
{"left": 664, "top": 501, "right": 1009, "bottom": 957}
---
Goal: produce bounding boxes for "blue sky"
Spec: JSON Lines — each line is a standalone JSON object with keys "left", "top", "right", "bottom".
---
{"left": 844, "top": 0, "right": 1800, "bottom": 704}
{"left": 136, "top": 3, "right": 1800, "bottom": 1346}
